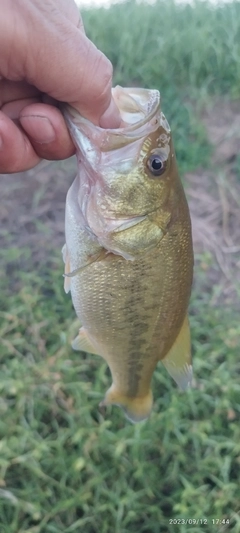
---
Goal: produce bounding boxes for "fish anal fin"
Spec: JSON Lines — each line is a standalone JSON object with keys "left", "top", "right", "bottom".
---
{"left": 72, "top": 327, "right": 101, "bottom": 356}
{"left": 100, "top": 384, "right": 153, "bottom": 423}
{"left": 161, "top": 315, "right": 192, "bottom": 390}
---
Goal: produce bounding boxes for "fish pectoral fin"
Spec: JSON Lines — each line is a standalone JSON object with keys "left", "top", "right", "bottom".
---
{"left": 161, "top": 315, "right": 192, "bottom": 390}
{"left": 64, "top": 248, "right": 107, "bottom": 281}
{"left": 62, "top": 244, "right": 71, "bottom": 294}
{"left": 72, "top": 327, "right": 101, "bottom": 356}
{"left": 100, "top": 384, "right": 153, "bottom": 424}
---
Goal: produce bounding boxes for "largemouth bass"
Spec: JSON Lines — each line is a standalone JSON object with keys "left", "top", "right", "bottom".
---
{"left": 62, "top": 86, "right": 193, "bottom": 423}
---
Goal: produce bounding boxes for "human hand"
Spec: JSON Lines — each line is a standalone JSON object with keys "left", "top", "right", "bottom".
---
{"left": 0, "top": 0, "right": 120, "bottom": 173}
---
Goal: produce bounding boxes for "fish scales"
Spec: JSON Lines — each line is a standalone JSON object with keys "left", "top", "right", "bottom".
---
{"left": 69, "top": 187, "right": 192, "bottom": 396}
{"left": 63, "top": 86, "right": 193, "bottom": 422}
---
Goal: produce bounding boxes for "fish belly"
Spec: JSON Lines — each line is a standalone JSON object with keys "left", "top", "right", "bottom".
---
{"left": 65, "top": 178, "right": 193, "bottom": 421}
{"left": 69, "top": 223, "right": 193, "bottom": 399}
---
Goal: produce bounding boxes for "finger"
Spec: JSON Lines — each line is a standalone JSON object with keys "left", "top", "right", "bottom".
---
{"left": 0, "top": 1, "right": 120, "bottom": 128}
{"left": 24, "top": 12, "right": 121, "bottom": 127}
{"left": 2, "top": 97, "right": 40, "bottom": 119}
{"left": 38, "top": 0, "right": 82, "bottom": 29}
{"left": 0, "top": 80, "right": 40, "bottom": 106}
{"left": 99, "top": 98, "right": 121, "bottom": 129}
{"left": 19, "top": 103, "right": 75, "bottom": 160}
{"left": 0, "top": 111, "right": 40, "bottom": 173}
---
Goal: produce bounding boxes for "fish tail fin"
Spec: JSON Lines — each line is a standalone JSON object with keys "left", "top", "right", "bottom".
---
{"left": 100, "top": 384, "right": 153, "bottom": 423}
{"left": 161, "top": 315, "right": 192, "bottom": 390}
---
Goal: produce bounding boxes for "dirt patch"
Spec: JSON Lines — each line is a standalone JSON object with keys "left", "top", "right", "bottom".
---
{"left": 187, "top": 99, "right": 240, "bottom": 306}
{"left": 1, "top": 99, "right": 240, "bottom": 306}
{"left": 0, "top": 158, "right": 77, "bottom": 267}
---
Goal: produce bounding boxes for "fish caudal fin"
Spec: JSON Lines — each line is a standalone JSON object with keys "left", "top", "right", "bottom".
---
{"left": 100, "top": 384, "right": 153, "bottom": 424}
{"left": 161, "top": 315, "right": 192, "bottom": 390}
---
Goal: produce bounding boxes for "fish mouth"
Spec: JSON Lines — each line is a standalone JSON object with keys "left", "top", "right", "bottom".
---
{"left": 62, "top": 86, "right": 162, "bottom": 153}
{"left": 111, "top": 86, "right": 160, "bottom": 130}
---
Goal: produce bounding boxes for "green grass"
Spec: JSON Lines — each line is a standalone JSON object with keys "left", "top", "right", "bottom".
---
{"left": 1, "top": 0, "right": 240, "bottom": 531}
{"left": 1, "top": 251, "right": 240, "bottom": 532}
{"left": 82, "top": 0, "right": 240, "bottom": 173}
{"left": 83, "top": 0, "right": 240, "bottom": 99}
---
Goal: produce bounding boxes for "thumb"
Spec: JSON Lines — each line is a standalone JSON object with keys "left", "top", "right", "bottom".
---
{"left": 26, "top": 17, "right": 121, "bottom": 127}
{"left": 0, "top": 0, "right": 121, "bottom": 128}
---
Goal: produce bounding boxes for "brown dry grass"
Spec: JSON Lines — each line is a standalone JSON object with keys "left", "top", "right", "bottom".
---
{"left": 187, "top": 99, "right": 240, "bottom": 307}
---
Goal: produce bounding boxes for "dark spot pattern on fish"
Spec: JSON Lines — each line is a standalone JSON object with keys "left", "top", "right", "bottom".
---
{"left": 122, "top": 267, "right": 152, "bottom": 396}
{"left": 127, "top": 361, "right": 144, "bottom": 397}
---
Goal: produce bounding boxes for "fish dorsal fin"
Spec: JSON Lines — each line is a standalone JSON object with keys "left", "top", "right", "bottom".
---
{"left": 72, "top": 327, "right": 101, "bottom": 356}
{"left": 161, "top": 315, "right": 192, "bottom": 390}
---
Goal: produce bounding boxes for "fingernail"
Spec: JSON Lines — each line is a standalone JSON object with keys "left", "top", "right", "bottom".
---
{"left": 20, "top": 115, "right": 56, "bottom": 143}
{"left": 99, "top": 98, "right": 121, "bottom": 129}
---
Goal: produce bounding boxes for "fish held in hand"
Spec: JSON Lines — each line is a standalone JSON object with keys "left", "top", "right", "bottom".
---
{"left": 62, "top": 86, "right": 193, "bottom": 423}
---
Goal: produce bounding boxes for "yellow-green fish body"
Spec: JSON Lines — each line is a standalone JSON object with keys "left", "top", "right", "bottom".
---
{"left": 62, "top": 87, "right": 193, "bottom": 422}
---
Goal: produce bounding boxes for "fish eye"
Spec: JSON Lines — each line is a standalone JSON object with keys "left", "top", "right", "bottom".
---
{"left": 147, "top": 154, "right": 167, "bottom": 177}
